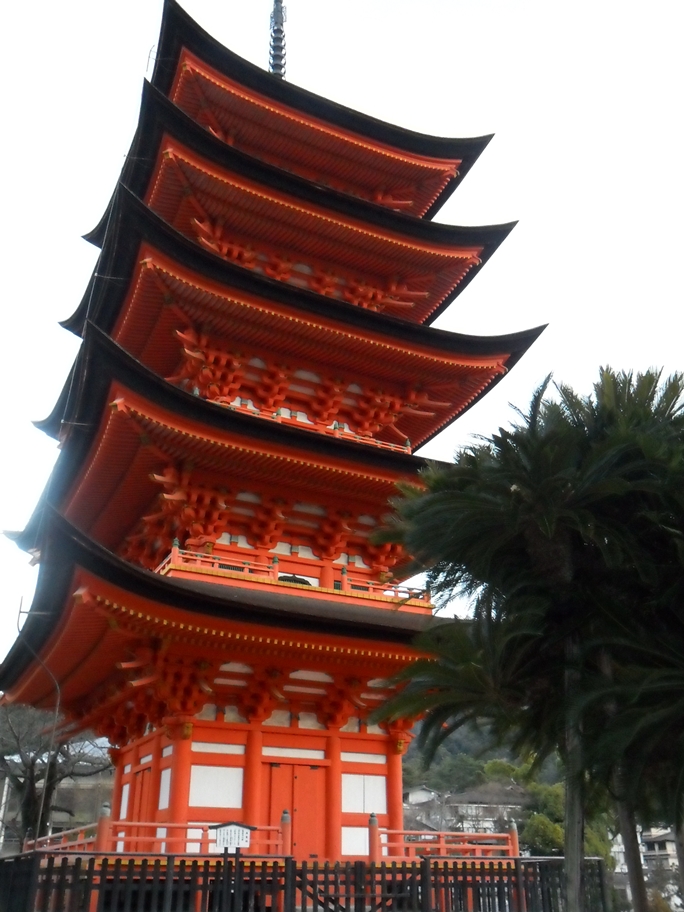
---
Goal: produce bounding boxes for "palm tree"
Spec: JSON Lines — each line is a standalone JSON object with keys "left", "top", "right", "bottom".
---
{"left": 376, "top": 368, "right": 684, "bottom": 912}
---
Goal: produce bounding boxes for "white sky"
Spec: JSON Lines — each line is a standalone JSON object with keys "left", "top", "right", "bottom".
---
{"left": 1, "top": 0, "right": 682, "bottom": 661}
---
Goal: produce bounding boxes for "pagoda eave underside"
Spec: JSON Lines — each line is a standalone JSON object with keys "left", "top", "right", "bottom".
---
{"left": 141, "top": 136, "right": 510, "bottom": 325}
{"left": 61, "top": 377, "right": 421, "bottom": 552}
{"left": 68, "top": 188, "right": 541, "bottom": 360}
{"left": 113, "top": 257, "right": 511, "bottom": 450}
{"left": 151, "top": 1, "right": 492, "bottom": 217}
{"left": 57, "top": 193, "right": 544, "bottom": 450}
{"left": 0, "top": 517, "right": 427, "bottom": 712}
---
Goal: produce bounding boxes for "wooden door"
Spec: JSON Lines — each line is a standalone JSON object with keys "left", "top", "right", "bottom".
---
{"left": 131, "top": 767, "right": 153, "bottom": 852}
{"left": 264, "top": 763, "right": 326, "bottom": 859}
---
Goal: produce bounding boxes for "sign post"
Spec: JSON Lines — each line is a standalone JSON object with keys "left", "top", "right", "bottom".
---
{"left": 211, "top": 822, "right": 256, "bottom": 855}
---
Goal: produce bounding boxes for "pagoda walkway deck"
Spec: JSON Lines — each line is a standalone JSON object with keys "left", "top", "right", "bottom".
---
{"left": 0, "top": 852, "right": 609, "bottom": 912}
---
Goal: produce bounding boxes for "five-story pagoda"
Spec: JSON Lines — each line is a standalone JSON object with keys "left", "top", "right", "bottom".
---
{"left": 0, "top": 0, "right": 543, "bottom": 861}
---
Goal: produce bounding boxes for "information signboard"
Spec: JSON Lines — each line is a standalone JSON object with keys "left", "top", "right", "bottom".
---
{"left": 214, "top": 823, "right": 252, "bottom": 853}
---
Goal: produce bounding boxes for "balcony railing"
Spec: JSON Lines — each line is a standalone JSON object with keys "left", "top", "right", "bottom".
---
{"left": 216, "top": 399, "right": 413, "bottom": 454}
{"left": 155, "top": 547, "right": 432, "bottom": 609}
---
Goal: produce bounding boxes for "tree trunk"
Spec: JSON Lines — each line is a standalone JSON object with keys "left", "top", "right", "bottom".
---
{"left": 564, "top": 635, "right": 584, "bottom": 912}
{"left": 675, "top": 823, "right": 684, "bottom": 900}
{"left": 597, "top": 651, "right": 649, "bottom": 912}
{"left": 615, "top": 789, "right": 648, "bottom": 912}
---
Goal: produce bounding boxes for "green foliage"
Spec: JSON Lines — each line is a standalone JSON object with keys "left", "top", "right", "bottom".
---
{"left": 483, "top": 759, "right": 516, "bottom": 781}
{"left": 527, "top": 782, "right": 565, "bottom": 824}
{"left": 380, "top": 368, "right": 684, "bottom": 907}
{"left": 403, "top": 748, "right": 485, "bottom": 793}
{"left": 520, "top": 813, "right": 564, "bottom": 855}
{"left": 584, "top": 823, "right": 613, "bottom": 864}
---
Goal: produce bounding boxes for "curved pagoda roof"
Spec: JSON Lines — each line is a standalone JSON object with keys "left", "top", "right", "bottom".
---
{"left": 17, "top": 327, "right": 428, "bottom": 557}
{"left": 86, "top": 85, "right": 513, "bottom": 326}
{"left": 151, "top": 0, "right": 492, "bottom": 217}
{"left": 0, "top": 511, "right": 429, "bottom": 713}
{"left": 62, "top": 189, "right": 544, "bottom": 452}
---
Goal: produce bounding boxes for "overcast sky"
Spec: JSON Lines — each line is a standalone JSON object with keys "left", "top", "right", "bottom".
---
{"left": 1, "top": 0, "right": 682, "bottom": 661}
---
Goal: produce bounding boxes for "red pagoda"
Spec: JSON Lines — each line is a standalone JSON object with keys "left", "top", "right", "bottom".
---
{"left": 0, "top": 0, "right": 542, "bottom": 861}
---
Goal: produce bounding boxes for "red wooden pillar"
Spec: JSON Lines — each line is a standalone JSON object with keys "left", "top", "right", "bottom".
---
{"left": 320, "top": 562, "right": 335, "bottom": 590}
{"left": 166, "top": 718, "right": 193, "bottom": 852}
{"left": 109, "top": 748, "right": 123, "bottom": 819}
{"left": 243, "top": 726, "right": 263, "bottom": 825}
{"left": 326, "top": 731, "right": 342, "bottom": 859}
{"left": 387, "top": 739, "right": 404, "bottom": 833}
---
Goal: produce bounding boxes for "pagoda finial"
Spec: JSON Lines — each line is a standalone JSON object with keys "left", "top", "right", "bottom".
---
{"left": 269, "top": 0, "right": 287, "bottom": 79}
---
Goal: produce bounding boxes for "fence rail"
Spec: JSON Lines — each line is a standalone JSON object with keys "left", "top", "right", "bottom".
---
{"left": 0, "top": 853, "right": 609, "bottom": 912}
{"left": 154, "top": 548, "right": 431, "bottom": 607}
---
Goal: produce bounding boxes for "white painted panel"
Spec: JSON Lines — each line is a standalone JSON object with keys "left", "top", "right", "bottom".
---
{"left": 341, "top": 752, "right": 386, "bottom": 765}
{"left": 366, "top": 724, "right": 385, "bottom": 735}
{"left": 120, "top": 783, "right": 130, "bottom": 819}
{"left": 290, "top": 670, "right": 334, "bottom": 682}
{"left": 342, "top": 774, "right": 365, "bottom": 813}
{"left": 156, "top": 827, "right": 167, "bottom": 853}
{"left": 342, "top": 774, "right": 387, "bottom": 813}
{"left": 263, "top": 747, "right": 325, "bottom": 760}
{"left": 162, "top": 746, "right": 173, "bottom": 758}
{"left": 189, "top": 766, "right": 244, "bottom": 808}
{"left": 299, "top": 712, "right": 325, "bottom": 730}
{"left": 123, "top": 764, "right": 132, "bottom": 774}
{"left": 192, "top": 742, "right": 245, "bottom": 755}
{"left": 341, "top": 826, "right": 368, "bottom": 856}
{"left": 340, "top": 717, "right": 360, "bottom": 733}
{"left": 186, "top": 827, "right": 202, "bottom": 853}
{"left": 195, "top": 704, "right": 217, "bottom": 721}
{"left": 158, "top": 769, "right": 171, "bottom": 810}
{"left": 363, "top": 776, "right": 387, "bottom": 814}
{"left": 139, "top": 754, "right": 153, "bottom": 765}
{"left": 220, "top": 662, "right": 253, "bottom": 673}
{"left": 283, "top": 685, "right": 326, "bottom": 695}
{"left": 263, "top": 710, "right": 291, "bottom": 727}
{"left": 224, "top": 705, "right": 247, "bottom": 723}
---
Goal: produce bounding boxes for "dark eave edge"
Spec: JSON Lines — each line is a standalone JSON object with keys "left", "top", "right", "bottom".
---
{"left": 0, "top": 509, "right": 431, "bottom": 693}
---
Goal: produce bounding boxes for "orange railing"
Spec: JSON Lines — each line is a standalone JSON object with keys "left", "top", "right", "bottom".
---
{"left": 26, "top": 819, "right": 287, "bottom": 856}
{"left": 369, "top": 816, "right": 519, "bottom": 862}
{"left": 213, "top": 399, "right": 412, "bottom": 454}
{"left": 155, "top": 548, "right": 431, "bottom": 606}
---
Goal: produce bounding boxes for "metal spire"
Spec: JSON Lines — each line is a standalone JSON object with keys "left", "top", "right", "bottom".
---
{"left": 269, "top": 0, "right": 287, "bottom": 79}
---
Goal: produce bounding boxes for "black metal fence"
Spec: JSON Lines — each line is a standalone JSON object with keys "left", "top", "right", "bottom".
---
{"left": 0, "top": 853, "right": 609, "bottom": 912}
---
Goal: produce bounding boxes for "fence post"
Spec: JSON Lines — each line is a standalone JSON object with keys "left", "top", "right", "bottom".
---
{"left": 420, "top": 856, "right": 431, "bottom": 912}
{"left": 94, "top": 802, "right": 112, "bottom": 852}
{"left": 281, "top": 809, "right": 292, "bottom": 856}
{"left": 284, "top": 856, "right": 296, "bottom": 912}
{"left": 368, "top": 814, "right": 380, "bottom": 863}
{"left": 509, "top": 820, "right": 520, "bottom": 857}
{"left": 514, "top": 856, "right": 527, "bottom": 912}
{"left": 354, "top": 860, "right": 366, "bottom": 912}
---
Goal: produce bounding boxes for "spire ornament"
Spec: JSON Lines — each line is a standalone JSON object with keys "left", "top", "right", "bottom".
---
{"left": 269, "top": 0, "right": 287, "bottom": 78}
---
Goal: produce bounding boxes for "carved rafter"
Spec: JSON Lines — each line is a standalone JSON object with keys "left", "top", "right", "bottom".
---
{"left": 117, "top": 457, "right": 401, "bottom": 573}
{"left": 165, "top": 321, "right": 461, "bottom": 446}
{"left": 189, "top": 213, "right": 444, "bottom": 315}
{"left": 177, "top": 66, "right": 458, "bottom": 216}
{"left": 70, "top": 644, "right": 214, "bottom": 745}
